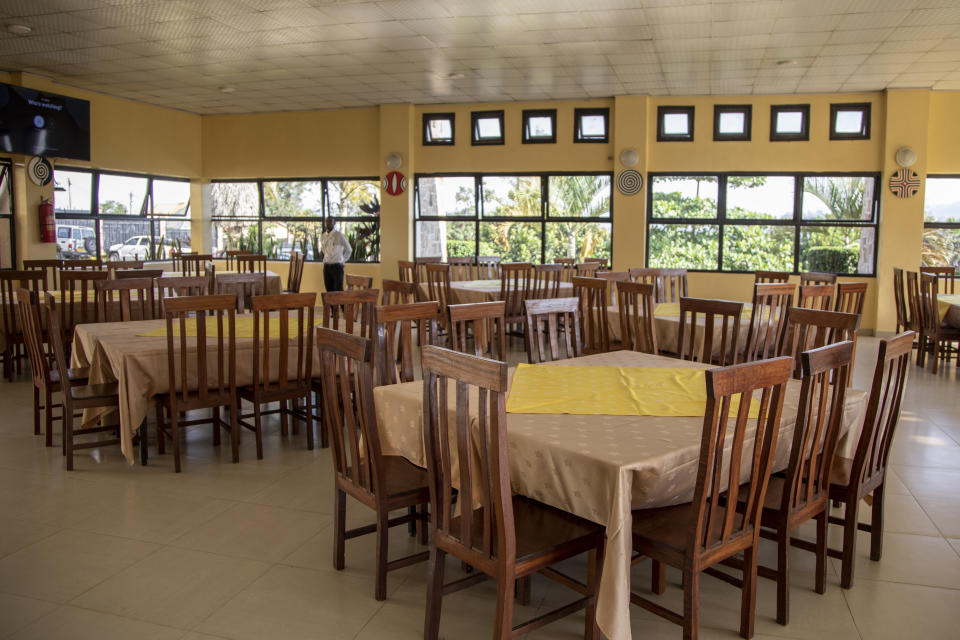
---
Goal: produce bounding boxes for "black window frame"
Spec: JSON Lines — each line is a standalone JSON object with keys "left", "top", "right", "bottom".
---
{"left": 422, "top": 112, "right": 455, "bottom": 146}
{"left": 713, "top": 105, "right": 752, "bottom": 141}
{"left": 645, "top": 171, "right": 880, "bottom": 276}
{"left": 470, "top": 110, "right": 505, "bottom": 146}
{"left": 657, "top": 106, "right": 695, "bottom": 142}
{"left": 413, "top": 171, "right": 614, "bottom": 264}
{"left": 209, "top": 176, "right": 381, "bottom": 263}
{"left": 574, "top": 108, "right": 610, "bottom": 143}
{"left": 922, "top": 173, "right": 960, "bottom": 266}
{"left": 0, "top": 159, "right": 15, "bottom": 269}
{"left": 770, "top": 104, "right": 810, "bottom": 141}
{"left": 829, "top": 102, "right": 871, "bottom": 140}
{"left": 521, "top": 109, "right": 557, "bottom": 144}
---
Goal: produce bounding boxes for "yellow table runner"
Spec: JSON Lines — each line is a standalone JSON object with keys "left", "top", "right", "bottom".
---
{"left": 506, "top": 364, "right": 759, "bottom": 418}
{"left": 137, "top": 315, "right": 319, "bottom": 339}
{"left": 938, "top": 294, "right": 960, "bottom": 322}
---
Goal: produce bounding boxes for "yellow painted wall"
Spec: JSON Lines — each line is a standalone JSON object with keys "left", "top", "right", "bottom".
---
{"left": 927, "top": 93, "right": 960, "bottom": 173}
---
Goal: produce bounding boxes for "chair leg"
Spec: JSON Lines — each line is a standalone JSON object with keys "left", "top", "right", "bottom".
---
{"left": 417, "top": 502, "right": 429, "bottom": 545}
{"left": 375, "top": 510, "right": 389, "bottom": 601}
{"left": 682, "top": 567, "right": 699, "bottom": 640}
{"left": 815, "top": 510, "right": 828, "bottom": 595}
{"left": 740, "top": 544, "right": 759, "bottom": 639}
{"left": 424, "top": 546, "right": 446, "bottom": 640}
{"left": 839, "top": 498, "right": 859, "bottom": 589}
{"left": 870, "top": 484, "right": 885, "bottom": 561}
{"left": 155, "top": 400, "right": 165, "bottom": 455}
{"left": 651, "top": 559, "right": 666, "bottom": 594}
{"left": 172, "top": 411, "right": 182, "bottom": 473}
{"left": 44, "top": 387, "right": 54, "bottom": 447}
{"left": 2, "top": 345, "right": 10, "bottom": 381}
{"left": 776, "top": 527, "right": 789, "bottom": 626}
{"left": 304, "top": 393, "right": 314, "bottom": 451}
{"left": 931, "top": 339, "right": 940, "bottom": 374}
{"left": 64, "top": 403, "right": 75, "bottom": 471}
{"left": 34, "top": 385, "right": 41, "bottom": 435}
{"left": 493, "top": 572, "right": 516, "bottom": 640}
{"left": 212, "top": 406, "right": 221, "bottom": 446}
{"left": 515, "top": 576, "right": 531, "bottom": 606}
{"left": 333, "top": 488, "right": 346, "bottom": 571}
{"left": 229, "top": 400, "right": 240, "bottom": 463}
{"left": 254, "top": 402, "right": 263, "bottom": 460}
{"left": 280, "top": 399, "right": 289, "bottom": 436}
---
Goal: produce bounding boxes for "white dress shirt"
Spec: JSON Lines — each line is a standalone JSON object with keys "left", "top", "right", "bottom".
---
{"left": 320, "top": 228, "right": 352, "bottom": 264}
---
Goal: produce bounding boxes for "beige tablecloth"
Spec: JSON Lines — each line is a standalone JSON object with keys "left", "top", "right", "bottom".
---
{"left": 417, "top": 278, "right": 574, "bottom": 305}
{"left": 372, "top": 350, "right": 867, "bottom": 640}
{"left": 607, "top": 303, "right": 753, "bottom": 356}
{"left": 940, "top": 294, "right": 960, "bottom": 329}
{"left": 215, "top": 271, "right": 283, "bottom": 295}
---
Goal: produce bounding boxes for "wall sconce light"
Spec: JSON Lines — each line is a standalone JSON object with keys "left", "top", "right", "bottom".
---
{"left": 385, "top": 153, "right": 403, "bottom": 170}
{"left": 619, "top": 148, "right": 639, "bottom": 167}
{"left": 895, "top": 146, "right": 917, "bottom": 168}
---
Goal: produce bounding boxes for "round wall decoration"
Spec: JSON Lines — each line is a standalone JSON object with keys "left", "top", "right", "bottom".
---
{"left": 27, "top": 156, "right": 52, "bottom": 186}
{"left": 616, "top": 169, "right": 643, "bottom": 196}
{"left": 888, "top": 168, "right": 921, "bottom": 199}
{"left": 382, "top": 170, "right": 407, "bottom": 196}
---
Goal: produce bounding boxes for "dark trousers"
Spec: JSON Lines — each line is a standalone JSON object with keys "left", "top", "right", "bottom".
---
{"left": 323, "top": 263, "right": 344, "bottom": 292}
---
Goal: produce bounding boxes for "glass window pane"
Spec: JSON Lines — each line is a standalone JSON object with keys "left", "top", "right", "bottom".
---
{"left": 580, "top": 115, "right": 606, "bottom": 138}
{"left": 54, "top": 169, "right": 92, "bottom": 214}
{"left": 98, "top": 173, "right": 148, "bottom": 216}
{"left": 479, "top": 221, "right": 541, "bottom": 263}
{"left": 210, "top": 182, "right": 259, "bottom": 218}
{"left": 776, "top": 111, "right": 804, "bottom": 133}
{"left": 0, "top": 218, "right": 11, "bottom": 269}
{"left": 339, "top": 220, "right": 380, "bottom": 262}
{"left": 211, "top": 219, "right": 260, "bottom": 256}
{"left": 802, "top": 176, "right": 875, "bottom": 221}
{"left": 835, "top": 110, "right": 863, "bottom": 134}
{"left": 663, "top": 113, "right": 690, "bottom": 135}
{"left": 722, "top": 225, "right": 794, "bottom": 271}
{"left": 924, "top": 177, "right": 960, "bottom": 223}
{"left": 648, "top": 223, "right": 719, "bottom": 270}
{"left": 152, "top": 219, "right": 191, "bottom": 260}
{"left": 55, "top": 218, "right": 97, "bottom": 260}
{"left": 726, "top": 176, "right": 795, "bottom": 220}
{"left": 260, "top": 220, "right": 322, "bottom": 261}
{"left": 0, "top": 163, "right": 11, "bottom": 214}
{"left": 922, "top": 227, "right": 960, "bottom": 267}
{"left": 800, "top": 226, "right": 875, "bottom": 274}
{"left": 545, "top": 222, "right": 611, "bottom": 263}
{"left": 328, "top": 179, "right": 380, "bottom": 217}
{"left": 481, "top": 176, "right": 541, "bottom": 217}
{"left": 548, "top": 175, "right": 611, "bottom": 218}
{"left": 527, "top": 116, "right": 553, "bottom": 138}
{"left": 476, "top": 117, "right": 501, "bottom": 139}
{"left": 650, "top": 176, "right": 718, "bottom": 219}
{"left": 416, "top": 220, "right": 476, "bottom": 260}
{"left": 263, "top": 180, "right": 322, "bottom": 217}
{"left": 151, "top": 179, "right": 190, "bottom": 216}
{"left": 102, "top": 218, "right": 152, "bottom": 260}
{"left": 718, "top": 112, "right": 745, "bottom": 134}
{"left": 417, "top": 176, "right": 475, "bottom": 217}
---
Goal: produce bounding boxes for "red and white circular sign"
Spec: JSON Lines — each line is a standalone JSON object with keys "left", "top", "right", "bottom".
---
{"left": 382, "top": 170, "right": 407, "bottom": 196}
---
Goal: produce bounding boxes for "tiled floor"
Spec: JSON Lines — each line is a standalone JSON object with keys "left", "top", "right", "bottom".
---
{"left": 0, "top": 336, "right": 958, "bottom": 639}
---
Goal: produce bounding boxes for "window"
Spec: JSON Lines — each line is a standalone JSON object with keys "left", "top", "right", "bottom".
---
{"left": 647, "top": 173, "right": 879, "bottom": 275}
{"left": 471, "top": 111, "right": 504, "bottom": 145}
{"left": 770, "top": 105, "right": 810, "bottom": 141}
{"left": 923, "top": 175, "right": 960, "bottom": 267}
{"left": 54, "top": 168, "right": 191, "bottom": 261}
{"left": 713, "top": 105, "right": 751, "bottom": 141}
{"left": 830, "top": 103, "right": 871, "bottom": 140}
{"left": 415, "top": 173, "right": 612, "bottom": 264}
{"left": 657, "top": 106, "right": 695, "bottom": 142}
{"left": 0, "top": 160, "right": 13, "bottom": 269}
{"left": 574, "top": 108, "right": 609, "bottom": 143}
{"left": 522, "top": 109, "right": 556, "bottom": 144}
{"left": 210, "top": 177, "right": 380, "bottom": 262}
{"left": 423, "top": 113, "right": 455, "bottom": 145}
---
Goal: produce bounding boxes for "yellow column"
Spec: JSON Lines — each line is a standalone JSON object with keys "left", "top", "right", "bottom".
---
{"left": 378, "top": 104, "right": 416, "bottom": 280}
{"left": 610, "top": 96, "right": 649, "bottom": 271}
{"left": 14, "top": 160, "right": 57, "bottom": 265}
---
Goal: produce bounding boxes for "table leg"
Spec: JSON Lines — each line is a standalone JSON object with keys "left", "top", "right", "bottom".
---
{"left": 139, "top": 421, "right": 148, "bottom": 466}
{"left": 407, "top": 506, "right": 417, "bottom": 537}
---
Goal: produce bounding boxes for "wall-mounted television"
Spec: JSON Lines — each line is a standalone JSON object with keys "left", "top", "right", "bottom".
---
{"left": 0, "top": 82, "right": 90, "bottom": 161}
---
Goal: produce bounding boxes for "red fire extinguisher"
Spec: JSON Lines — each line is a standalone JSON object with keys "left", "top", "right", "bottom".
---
{"left": 39, "top": 198, "right": 56, "bottom": 243}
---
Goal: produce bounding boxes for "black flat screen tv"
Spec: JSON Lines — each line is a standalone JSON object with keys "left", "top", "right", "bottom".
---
{"left": 0, "top": 82, "right": 90, "bottom": 161}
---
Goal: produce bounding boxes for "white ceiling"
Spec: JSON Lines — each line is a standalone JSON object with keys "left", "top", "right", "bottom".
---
{"left": 1, "top": 0, "right": 959, "bottom": 115}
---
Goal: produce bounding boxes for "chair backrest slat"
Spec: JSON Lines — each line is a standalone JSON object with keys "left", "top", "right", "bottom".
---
{"left": 424, "top": 263, "right": 452, "bottom": 324}
{"left": 322, "top": 288, "right": 378, "bottom": 339}
{"left": 447, "top": 257, "right": 473, "bottom": 281}
{"left": 572, "top": 276, "right": 610, "bottom": 353}
{"left": 499, "top": 262, "right": 532, "bottom": 323}
{"left": 834, "top": 282, "right": 868, "bottom": 316}
{"left": 744, "top": 282, "right": 795, "bottom": 362}
{"left": 476, "top": 256, "right": 502, "bottom": 280}
{"left": 374, "top": 301, "right": 439, "bottom": 385}
{"left": 449, "top": 301, "right": 506, "bottom": 361}
{"left": 616, "top": 280, "right": 658, "bottom": 355}
{"left": 678, "top": 297, "right": 743, "bottom": 366}
{"left": 524, "top": 297, "right": 582, "bottom": 363}
{"left": 797, "top": 284, "right": 834, "bottom": 310}
{"left": 95, "top": 277, "right": 156, "bottom": 322}
{"left": 531, "top": 263, "right": 562, "bottom": 299}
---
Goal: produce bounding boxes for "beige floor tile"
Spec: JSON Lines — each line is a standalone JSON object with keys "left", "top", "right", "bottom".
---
{"left": 7, "top": 605, "right": 185, "bottom": 640}
{"left": 830, "top": 531, "right": 960, "bottom": 589}
{"left": 948, "top": 539, "right": 960, "bottom": 557}
{"left": 0, "top": 530, "right": 158, "bottom": 603}
{"left": 915, "top": 494, "right": 960, "bottom": 538}
{"left": 842, "top": 580, "right": 960, "bottom": 640}
{"left": 70, "top": 546, "right": 269, "bottom": 629}
{"left": 891, "top": 464, "right": 960, "bottom": 500}
{"left": 169, "top": 502, "right": 330, "bottom": 563}
{"left": 0, "top": 593, "right": 58, "bottom": 639}
{"left": 0, "top": 517, "right": 59, "bottom": 560}
{"left": 195, "top": 564, "right": 385, "bottom": 640}
{"left": 846, "top": 492, "right": 942, "bottom": 536}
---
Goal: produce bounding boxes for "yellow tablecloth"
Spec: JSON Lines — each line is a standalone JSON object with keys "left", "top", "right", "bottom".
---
{"left": 506, "top": 364, "right": 758, "bottom": 418}
{"left": 136, "top": 315, "right": 319, "bottom": 338}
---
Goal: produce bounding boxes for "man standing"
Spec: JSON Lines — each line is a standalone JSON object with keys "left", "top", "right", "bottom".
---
{"left": 320, "top": 217, "right": 351, "bottom": 292}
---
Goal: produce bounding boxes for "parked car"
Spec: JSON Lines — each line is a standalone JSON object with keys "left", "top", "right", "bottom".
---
{"left": 56, "top": 225, "right": 97, "bottom": 259}
{"left": 107, "top": 236, "right": 189, "bottom": 261}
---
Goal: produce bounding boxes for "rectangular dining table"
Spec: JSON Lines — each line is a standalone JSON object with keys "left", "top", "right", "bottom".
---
{"left": 372, "top": 349, "right": 868, "bottom": 640}
{"left": 939, "top": 293, "right": 960, "bottom": 328}
{"left": 417, "top": 278, "right": 574, "bottom": 305}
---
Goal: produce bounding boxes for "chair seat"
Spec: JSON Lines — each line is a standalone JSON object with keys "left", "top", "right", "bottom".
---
{"left": 451, "top": 495, "right": 603, "bottom": 566}
{"left": 633, "top": 500, "right": 746, "bottom": 556}
{"left": 345, "top": 455, "right": 430, "bottom": 501}
{"left": 71, "top": 382, "right": 119, "bottom": 401}
{"left": 49, "top": 366, "right": 90, "bottom": 385}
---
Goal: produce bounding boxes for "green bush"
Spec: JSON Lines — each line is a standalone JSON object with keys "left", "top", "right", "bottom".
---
{"left": 802, "top": 246, "right": 857, "bottom": 273}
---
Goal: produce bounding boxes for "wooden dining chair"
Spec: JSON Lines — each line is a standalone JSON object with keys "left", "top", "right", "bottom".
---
{"left": 834, "top": 282, "right": 867, "bottom": 316}
{"left": 317, "top": 327, "right": 431, "bottom": 601}
{"left": 205, "top": 260, "right": 216, "bottom": 294}
{"left": 156, "top": 275, "right": 210, "bottom": 316}
{"left": 23, "top": 259, "right": 63, "bottom": 289}
{"left": 61, "top": 258, "right": 104, "bottom": 271}
{"left": 238, "top": 293, "right": 317, "bottom": 458}
{"left": 917, "top": 273, "right": 960, "bottom": 373}
{"left": 616, "top": 280, "right": 658, "bottom": 355}
{"left": 285, "top": 251, "right": 305, "bottom": 293}
{"left": 171, "top": 250, "right": 196, "bottom": 272}
{"left": 596, "top": 271, "right": 629, "bottom": 306}
{"left": 779, "top": 307, "right": 860, "bottom": 378}
{"left": 421, "top": 345, "right": 605, "bottom": 640}
{"left": 552, "top": 257, "right": 575, "bottom": 282}
{"left": 906, "top": 270, "right": 923, "bottom": 357}
{"left": 415, "top": 256, "right": 443, "bottom": 288}
{"left": 0, "top": 270, "right": 47, "bottom": 380}
{"left": 155, "top": 294, "right": 239, "bottom": 472}
{"left": 797, "top": 332, "right": 914, "bottom": 590}
{"left": 397, "top": 259, "right": 416, "bottom": 284}
{"left": 631, "top": 356, "right": 793, "bottom": 640}
{"left": 744, "top": 282, "right": 795, "bottom": 363}
{"left": 107, "top": 259, "right": 144, "bottom": 271}
{"left": 374, "top": 301, "right": 439, "bottom": 386}
{"left": 345, "top": 274, "right": 374, "bottom": 291}
{"left": 797, "top": 284, "right": 834, "bottom": 310}
{"left": 524, "top": 297, "right": 582, "bottom": 363}
{"left": 235, "top": 253, "right": 268, "bottom": 293}
{"left": 892, "top": 268, "right": 912, "bottom": 335}
{"left": 448, "top": 301, "right": 506, "bottom": 361}
{"left": 179, "top": 253, "right": 213, "bottom": 276}
{"left": 754, "top": 270, "right": 791, "bottom": 284}
{"left": 677, "top": 297, "right": 744, "bottom": 365}
{"left": 573, "top": 276, "right": 610, "bottom": 354}
{"left": 447, "top": 256, "right": 474, "bottom": 281}
{"left": 424, "top": 263, "right": 453, "bottom": 336}
{"left": 113, "top": 268, "right": 163, "bottom": 280}
{"left": 321, "top": 288, "right": 379, "bottom": 340}
{"left": 575, "top": 261, "right": 601, "bottom": 277}
{"left": 380, "top": 279, "right": 415, "bottom": 305}
{"left": 16, "top": 289, "right": 89, "bottom": 446}
{"left": 628, "top": 267, "right": 659, "bottom": 298}
{"left": 57, "top": 270, "right": 109, "bottom": 347}
{"left": 799, "top": 271, "right": 837, "bottom": 286}
{"left": 42, "top": 293, "right": 121, "bottom": 471}
{"left": 216, "top": 273, "right": 263, "bottom": 313}
{"left": 720, "top": 341, "right": 853, "bottom": 626}
{"left": 476, "top": 256, "right": 502, "bottom": 280}
{"left": 531, "top": 263, "right": 562, "bottom": 299}
{"left": 583, "top": 256, "right": 608, "bottom": 270}
{"left": 499, "top": 262, "right": 532, "bottom": 335}
{"left": 920, "top": 265, "right": 957, "bottom": 294}
{"left": 655, "top": 268, "right": 689, "bottom": 303}
{"left": 95, "top": 277, "right": 156, "bottom": 322}
{"left": 225, "top": 249, "right": 254, "bottom": 270}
